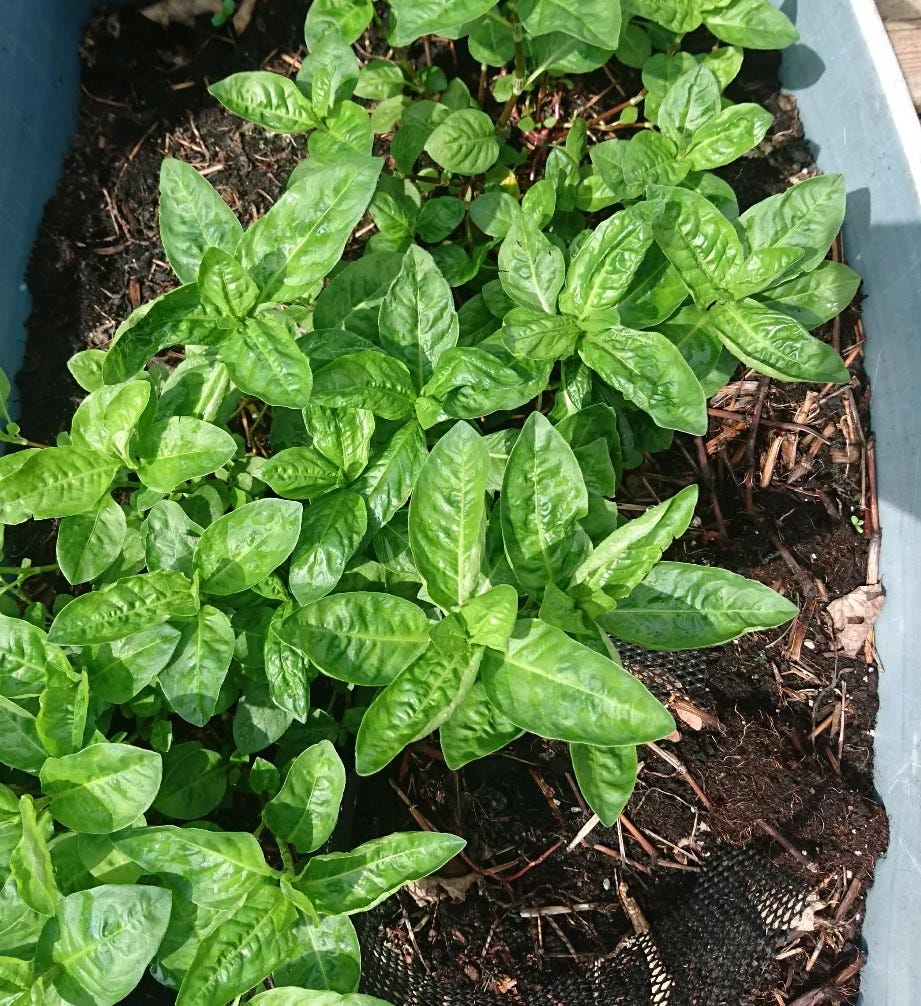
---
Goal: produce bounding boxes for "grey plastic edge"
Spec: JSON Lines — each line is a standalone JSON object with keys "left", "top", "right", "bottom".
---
{"left": 775, "top": 2, "right": 921, "bottom": 1003}
{"left": 0, "top": 0, "right": 97, "bottom": 412}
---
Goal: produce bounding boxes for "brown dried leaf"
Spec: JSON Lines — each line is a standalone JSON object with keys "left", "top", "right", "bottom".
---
{"left": 826, "top": 585, "right": 885, "bottom": 657}
{"left": 405, "top": 872, "right": 478, "bottom": 906}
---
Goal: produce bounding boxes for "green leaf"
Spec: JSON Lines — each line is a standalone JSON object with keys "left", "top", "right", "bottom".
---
{"left": 72, "top": 380, "right": 152, "bottom": 461}
{"left": 572, "top": 486, "right": 698, "bottom": 600}
{"left": 313, "top": 253, "right": 403, "bottom": 338}
{"left": 649, "top": 184, "right": 745, "bottom": 305}
{"left": 627, "top": 0, "right": 701, "bottom": 32}
{"left": 48, "top": 570, "right": 199, "bottom": 645}
{"left": 274, "top": 915, "right": 361, "bottom": 993}
{"left": 388, "top": 0, "right": 496, "bottom": 45}
{"left": 85, "top": 624, "right": 181, "bottom": 704}
{"left": 48, "top": 886, "right": 172, "bottom": 1006}
{"left": 424, "top": 109, "right": 500, "bottom": 175}
{"left": 311, "top": 351, "right": 417, "bottom": 419}
{"left": 481, "top": 618, "right": 675, "bottom": 745}
{"left": 617, "top": 244, "right": 689, "bottom": 330}
{"left": 153, "top": 742, "right": 227, "bottom": 820}
{"left": 704, "top": 0, "right": 798, "bottom": 49}
{"left": 252, "top": 990, "right": 389, "bottom": 1006}
{"left": 757, "top": 261, "right": 861, "bottom": 329}
{"left": 36, "top": 659, "right": 89, "bottom": 758}
{"left": 658, "top": 65, "right": 721, "bottom": 142}
{"left": 570, "top": 743, "right": 637, "bottom": 826}
{"left": 379, "top": 245, "right": 459, "bottom": 390}
{"left": 56, "top": 495, "right": 126, "bottom": 585}
{"left": 265, "top": 741, "right": 346, "bottom": 854}
{"left": 239, "top": 156, "right": 382, "bottom": 303}
{"left": 728, "top": 247, "right": 805, "bottom": 299}
{"left": 234, "top": 684, "right": 295, "bottom": 754}
{"left": 589, "top": 132, "right": 688, "bottom": 204}
{"left": 353, "top": 422, "right": 427, "bottom": 532}
{"left": 177, "top": 884, "right": 296, "bottom": 1006}
{"left": 304, "top": 405, "right": 375, "bottom": 480}
{"left": 209, "top": 71, "right": 320, "bottom": 132}
{"left": 136, "top": 416, "right": 237, "bottom": 493}
{"left": 409, "top": 422, "right": 489, "bottom": 612}
{"left": 706, "top": 299, "right": 849, "bottom": 383}
{"left": 197, "top": 246, "right": 260, "bottom": 318}
{"left": 440, "top": 679, "right": 523, "bottom": 770}
{"left": 0, "top": 447, "right": 116, "bottom": 525}
{"left": 158, "top": 159, "right": 244, "bottom": 285}
{"left": 685, "top": 103, "right": 773, "bottom": 170}
{"left": 195, "top": 499, "right": 303, "bottom": 596}
{"left": 415, "top": 196, "right": 466, "bottom": 243}
{"left": 501, "top": 412, "right": 588, "bottom": 594}
{"left": 112, "top": 825, "right": 272, "bottom": 909}
{"left": 519, "top": 0, "right": 620, "bottom": 48}
{"left": 275, "top": 592, "right": 429, "bottom": 687}
{"left": 739, "top": 174, "right": 845, "bottom": 279}
{"left": 501, "top": 309, "right": 581, "bottom": 362}
{"left": 40, "top": 743, "right": 162, "bottom": 833}
{"left": 144, "top": 500, "right": 201, "bottom": 577}
{"left": 0, "top": 696, "right": 47, "bottom": 775}
{"left": 253, "top": 446, "right": 343, "bottom": 501}
{"left": 0, "top": 613, "right": 72, "bottom": 702}
{"left": 459, "top": 584, "right": 519, "bottom": 650}
{"left": 264, "top": 606, "right": 313, "bottom": 722}
{"left": 579, "top": 326, "right": 707, "bottom": 435}
{"left": 294, "top": 832, "right": 465, "bottom": 914}
{"left": 469, "top": 190, "right": 520, "bottom": 238}
{"left": 304, "top": 0, "right": 373, "bottom": 47}
{"left": 159, "top": 605, "right": 235, "bottom": 726}
{"left": 599, "top": 560, "right": 799, "bottom": 649}
{"left": 289, "top": 490, "right": 367, "bottom": 605}
{"left": 10, "top": 796, "right": 57, "bottom": 916}
{"left": 355, "top": 628, "right": 482, "bottom": 774}
{"left": 222, "top": 314, "right": 313, "bottom": 410}
{"left": 563, "top": 208, "right": 653, "bottom": 319}
{"left": 67, "top": 349, "right": 108, "bottom": 393}
{"left": 498, "top": 214, "right": 565, "bottom": 314}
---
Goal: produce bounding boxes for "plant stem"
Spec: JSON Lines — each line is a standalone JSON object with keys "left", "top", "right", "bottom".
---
{"left": 497, "top": 17, "right": 527, "bottom": 131}
{"left": 0, "top": 563, "right": 59, "bottom": 577}
{"left": 276, "top": 835, "right": 295, "bottom": 874}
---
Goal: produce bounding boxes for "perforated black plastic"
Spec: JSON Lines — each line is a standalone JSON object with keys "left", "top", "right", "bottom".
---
{"left": 357, "top": 847, "right": 810, "bottom": 1006}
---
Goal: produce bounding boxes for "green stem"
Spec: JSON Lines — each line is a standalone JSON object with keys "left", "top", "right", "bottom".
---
{"left": 497, "top": 17, "right": 527, "bottom": 131}
{"left": 0, "top": 563, "right": 59, "bottom": 577}
{"left": 276, "top": 835, "right": 295, "bottom": 875}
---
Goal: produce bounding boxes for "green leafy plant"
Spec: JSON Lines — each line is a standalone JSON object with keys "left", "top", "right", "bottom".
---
{"left": 0, "top": 1, "right": 858, "bottom": 1002}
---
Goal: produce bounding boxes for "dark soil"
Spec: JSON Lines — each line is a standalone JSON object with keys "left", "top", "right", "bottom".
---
{"left": 18, "top": 5, "right": 888, "bottom": 1006}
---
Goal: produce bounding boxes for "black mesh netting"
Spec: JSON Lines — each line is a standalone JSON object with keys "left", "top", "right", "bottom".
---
{"left": 356, "top": 847, "right": 811, "bottom": 1006}
{"left": 356, "top": 647, "right": 812, "bottom": 1006}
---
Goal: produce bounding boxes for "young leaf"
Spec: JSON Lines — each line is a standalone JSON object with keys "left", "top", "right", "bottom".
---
{"left": 304, "top": 0, "right": 373, "bottom": 47}
{"left": 757, "top": 261, "right": 861, "bottom": 329}
{"left": 569, "top": 743, "right": 637, "bottom": 827}
{"left": 501, "top": 309, "right": 581, "bottom": 362}
{"left": 706, "top": 299, "right": 850, "bottom": 383}
{"left": 355, "top": 629, "right": 482, "bottom": 774}
{"left": 158, "top": 159, "right": 244, "bottom": 285}
{"left": 458, "top": 584, "right": 519, "bottom": 650}
{"left": 657, "top": 65, "right": 722, "bottom": 143}
{"left": 685, "top": 103, "right": 773, "bottom": 170}
{"left": 563, "top": 208, "right": 653, "bottom": 319}
{"left": 144, "top": 499, "right": 202, "bottom": 576}
{"left": 388, "top": 0, "right": 496, "bottom": 44}
{"left": 379, "top": 245, "right": 459, "bottom": 389}
{"left": 498, "top": 214, "right": 566, "bottom": 314}
{"left": 304, "top": 405, "right": 375, "bottom": 480}
{"left": 424, "top": 109, "right": 500, "bottom": 176}
{"left": 739, "top": 174, "right": 846, "bottom": 278}
{"left": 159, "top": 605, "right": 235, "bottom": 726}
{"left": 579, "top": 327, "right": 708, "bottom": 435}
{"left": 311, "top": 351, "right": 417, "bottom": 419}
{"left": 239, "top": 156, "right": 382, "bottom": 303}
{"left": 599, "top": 561, "right": 799, "bottom": 649}
{"left": 275, "top": 592, "right": 429, "bottom": 687}
{"left": 572, "top": 485, "right": 698, "bottom": 602}
{"left": 352, "top": 421, "right": 427, "bottom": 531}
{"left": 176, "top": 883, "right": 296, "bottom": 1006}
{"left": 40, "top": 743, "right": 162, "bottom": 833}
{"left": 289, "top": 490, "right": 368, "bottom": 605}
{"left": 704, "top": 0, "right": 798, "bottom": 49}
{"left": 440, "top": 680, "right": 523, "bottom": 770}
{"left": 293, "top": 832, "right": 466, "bottom": 914}
{"left": 409, "top": 421, "right": 489, "bottom": 612}
{"left": 264, "top": 741, "right": 346, "bottom": 854}
{"left": 501, "top": 412, "right": 589, "bottom": 594}
{"left": 253, "top": 446, "right": 343, "bottom": 501}
{"left": 481, "top": 618, "right": 675, "bottom": 745}
{"left": 273, "top": 914, "right": 361, "bottom": 993}
{"left": 518, "top": 0, "right": 621, "bottom": 49}
{"left": 198, "top": 246, "right": 260, "bottom": 318}
{"left": 153, "top": 742, "right": 227, "bottom": 820}
{"left": 36, "top": 659, "right": 89, "bottom": 758}
{"left": 56, "top": 494, "right": 127, "bottom": 585}
{"left": 194, "top": 499, "right": 303, "bottom": 596}
{"left": 221, "top": 315, "right": 314, "bottom": 410}
{"left": 589, "top": 131, "right": 688, "bottom": 203}
{"left": 10, "top": 795, "right": 57, "bottom": 916}
{"left": 136, "top": 417, "right": 237, "bottom": 493}
{"left": 210, "top": 71, "right": 320, "bottom": 133}
{"left": 49, "top": 570, "right": 199, "bottom": 645}
{"left": 48, "top": 885, "right": 172, "bottom": 1006}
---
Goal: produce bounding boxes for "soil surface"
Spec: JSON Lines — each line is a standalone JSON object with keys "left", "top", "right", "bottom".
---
{"left": 18, "top": 5, "right": 888, "bottom": 1006}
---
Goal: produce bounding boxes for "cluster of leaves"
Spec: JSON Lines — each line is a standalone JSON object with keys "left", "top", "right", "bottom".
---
{"left": 0, "top": 1, "right": 860, "bottom": 1004}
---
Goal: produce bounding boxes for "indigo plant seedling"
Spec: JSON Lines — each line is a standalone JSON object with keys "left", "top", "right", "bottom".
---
{"left": 0, "top": 1, "right": 858, "bottom": 1002}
